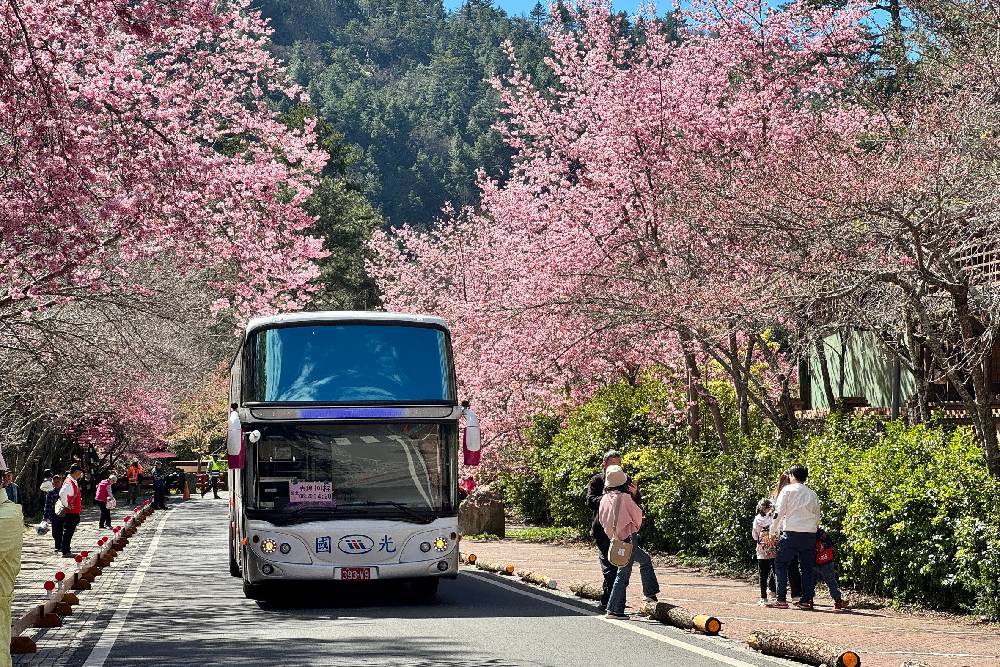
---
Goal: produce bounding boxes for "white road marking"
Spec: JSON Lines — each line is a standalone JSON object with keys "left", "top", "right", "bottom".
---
{"left": 360, "top": 436, "right": 379, "bottom": 444}
{"left": 466, "top": 571, "right": 781, "bottom": 667}
{"left": 82, "top": 507, "right": 175, "bottom": 667}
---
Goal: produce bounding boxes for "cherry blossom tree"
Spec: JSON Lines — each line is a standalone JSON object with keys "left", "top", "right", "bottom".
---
{"left": 372, "top": 0, "right": 873, "bottom": 462}
{"left": 0, "top": 0, "right": 329, "bottom": 494}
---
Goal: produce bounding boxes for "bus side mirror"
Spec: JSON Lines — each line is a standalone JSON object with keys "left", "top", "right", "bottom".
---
{"left": 226, "top": 411, "right": 244, "bottom": 470}
{"left": 462, "top": 407, "right": 481, "bottom": 466}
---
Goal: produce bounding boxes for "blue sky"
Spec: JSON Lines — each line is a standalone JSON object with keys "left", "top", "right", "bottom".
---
{"left": 443, "top": 1, "right": 650, "bottom": 15}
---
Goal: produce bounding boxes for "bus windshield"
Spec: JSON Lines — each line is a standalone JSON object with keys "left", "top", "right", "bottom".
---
{"left": 248, "top": 323, "right": 453, "bottom": 403}
{"left": 250, "top": 423, "right": 456, "bottom": 517}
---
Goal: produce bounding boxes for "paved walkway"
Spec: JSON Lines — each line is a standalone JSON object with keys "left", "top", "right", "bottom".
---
{"left": 464, "top": 539, "right": 1000, "bottom": 667}
{"left": 12, "top": 495, "right": 157, "bottom": 621}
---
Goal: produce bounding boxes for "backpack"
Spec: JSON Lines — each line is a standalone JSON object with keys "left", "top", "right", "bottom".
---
{"left": 816, "top": 531, "right": 835, "bottom": 566}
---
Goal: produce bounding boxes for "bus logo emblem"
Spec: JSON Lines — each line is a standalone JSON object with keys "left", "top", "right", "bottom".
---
{"left": 338, "top": 535, "right": 374, "bottom": 554}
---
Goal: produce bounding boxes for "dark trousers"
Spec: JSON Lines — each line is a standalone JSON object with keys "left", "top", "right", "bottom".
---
{"left": 775, "top": 531, "right": 816, "bottom": 602}
{"left": 61, "top": 513, "right": 81, "bottom": 554}
{"left": 128, "top": 483, "right": 139, "bottom": 506}
{"left": 154, "top": 489, "right": 166, "bottom": 509}
{"left": 758, "top": 558, "right": 775, "bottom": 598}
{"left": 97, "top": 500, "right": 111, "bottom": 528}
{"left": 211, "top": 476, "right": 219, "bottom": 497}
{"left": 51, "top": 515, "right": 64, "bottom": 551}
{"left": 594, "top": 531, "right": 618, "bottom": 608}
{"left": 767, "top": 555, "right": 801, "bottom": 598}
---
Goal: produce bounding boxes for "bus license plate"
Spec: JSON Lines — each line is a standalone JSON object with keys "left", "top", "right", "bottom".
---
{"left": 339, "top": 567, "right": 374, "bottom": 581}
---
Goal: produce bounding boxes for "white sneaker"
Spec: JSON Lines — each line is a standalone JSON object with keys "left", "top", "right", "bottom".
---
{"left": 758, "top": 599, "right": 769, "bottom": 606}
{"left": 642, "top": 595, "right": 658, "bottom": 603}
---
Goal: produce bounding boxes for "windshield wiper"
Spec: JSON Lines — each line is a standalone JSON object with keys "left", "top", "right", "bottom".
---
{"left": 344, "top": 501, "right": 436, "bottom": 524}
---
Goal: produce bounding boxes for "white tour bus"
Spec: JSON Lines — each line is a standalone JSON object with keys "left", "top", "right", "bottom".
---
{"left": 226, "top": 311, "right": 480, "bottom": 600}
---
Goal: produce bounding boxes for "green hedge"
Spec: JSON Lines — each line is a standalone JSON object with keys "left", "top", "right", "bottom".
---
{"left": 496, "top": 377, "right": 1000, "bottom": 618}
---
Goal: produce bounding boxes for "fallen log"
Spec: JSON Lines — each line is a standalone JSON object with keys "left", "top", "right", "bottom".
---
{"left": 516, "top": 569, "right": 558, "bottom": 589}
{"left": 639, "top": 601, "right": 721, "bottom": 635}
{"left": 568, "top": 581, "right": 603, "bottom": 601}
{"left": 748, "top": 629, "right": 860, "bottom": 667}
{"left": 475, "top": 561, "right": 515, "bottom": 575}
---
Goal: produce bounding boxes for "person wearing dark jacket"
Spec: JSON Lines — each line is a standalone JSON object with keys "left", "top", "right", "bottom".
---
{"left": 44, "top": 474, "right": 64, "bottom": 552}
{"left": 586, "top": 450, "right": 642, "bottom": 612}
{"left": 152, "top": 464, "right": 168, "bottom": 510}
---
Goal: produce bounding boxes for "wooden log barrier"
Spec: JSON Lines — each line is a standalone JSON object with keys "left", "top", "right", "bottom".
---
{"left": 33, "top": 610, "right": 62, "bottom": 628}
{"left": 516, "top": 569, "right": 558, "bottom": 589}
{"left": 747, "top": 629, "right": 861, "bottom": 667}
{"left": 568, "top": 581, "right": 603, "bottom": 601}
{"left": 639, "top": 601, "right": 722, "bottom": 635}
{"left": 53, "top": 601, "right": 73, "bottom": 616}
{"left": 10, "top": 636, "right": 37, "bottom": 654}
{"left": 475, "top": 561, "right": 515, "bottom": 575}
{"left": 62, "top": 592, "right": 80, "bottom": 606}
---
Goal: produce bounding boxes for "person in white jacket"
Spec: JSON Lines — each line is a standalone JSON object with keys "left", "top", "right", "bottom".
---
{"left": 752, "top": 498, "right": 777, "bottom": 604}
{"left": 767, "top": 465, "right": 821, "bottom": 610}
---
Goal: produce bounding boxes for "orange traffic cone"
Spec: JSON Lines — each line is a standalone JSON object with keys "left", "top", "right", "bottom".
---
{"left": 182, "top": 477, "right": 190, "bottom": 500}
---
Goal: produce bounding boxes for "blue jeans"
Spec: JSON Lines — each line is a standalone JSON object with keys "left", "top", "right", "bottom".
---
{"left": 607, "top": 535, "right": 659, "bottom": 615}
{"left": 815, "top": 562, "right": 842, "bottom": 602}
{"left": 775, "top": 531, "right": 816, "bottom": 602}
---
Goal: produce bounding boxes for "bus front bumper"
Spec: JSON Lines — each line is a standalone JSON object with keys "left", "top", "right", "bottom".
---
{"left": 244, "top": 548, "right": 460, "bottom": 584}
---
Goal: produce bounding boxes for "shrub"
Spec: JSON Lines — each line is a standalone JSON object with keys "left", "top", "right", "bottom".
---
{"left": 495, "top": 376, "right": 1000, "bottom": 618}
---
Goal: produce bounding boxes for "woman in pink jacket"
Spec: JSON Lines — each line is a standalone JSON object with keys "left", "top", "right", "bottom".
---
{"left": 95, "top": 475, "right": 117, "bottom": 529}
{"left": 598, "top": 465, "right": 660, "bottom": 618}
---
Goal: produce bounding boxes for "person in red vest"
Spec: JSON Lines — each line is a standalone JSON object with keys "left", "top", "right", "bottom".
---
{"left": 127, "top": 459, "right": 143, "bottom": 506}
{"left": 59, "top": 464, "right": 84, "bottom": 557}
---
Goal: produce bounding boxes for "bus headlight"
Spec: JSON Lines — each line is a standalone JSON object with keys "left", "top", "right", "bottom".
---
{"left": 420, "top": 542, "right": 432, "bottom": 553}
{"left": 280, "top": 542, "right": 291, "bottom": 555}
{"left": 434, "top": 537, "right": 448, "bottom": 552}
{"left": 261, "top": 538, "right": 278, "bottom": 555}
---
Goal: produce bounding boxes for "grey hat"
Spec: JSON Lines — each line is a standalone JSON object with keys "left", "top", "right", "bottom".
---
{"left": 602, "top": 450, "right": 622, "bottom": 462}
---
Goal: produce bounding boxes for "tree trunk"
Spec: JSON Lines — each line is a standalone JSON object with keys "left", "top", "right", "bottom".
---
{"left": 686, "top": 338, "right": 727, "bottom": 451}
{"left": 730, "top": 333, "right": 753, "bottom": 436}
{"left": 747, "top": 629, "right": 861, "bottom": 667}
{"left": 969, "top": 365, "right": 1000, "bottom": 476}
{"left": 903, "top": 315, "right": 930, "bottom": 421}
{"left": 681, "top": 333, "right": 701, "bottom": 447}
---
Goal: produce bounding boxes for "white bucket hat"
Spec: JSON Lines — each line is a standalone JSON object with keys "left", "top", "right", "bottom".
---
{"left": 604, "top": 465, "right": 627, "bottom": 489}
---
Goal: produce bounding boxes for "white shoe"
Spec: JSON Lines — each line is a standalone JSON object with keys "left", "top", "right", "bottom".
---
{"left": 642, "top": 595, "right": 658, "bottom": 603}
{"left": 758, "top": 599, "right": 768, "bottom": 606}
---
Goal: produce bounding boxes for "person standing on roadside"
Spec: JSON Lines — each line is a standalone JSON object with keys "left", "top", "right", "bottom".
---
{"left": 59, "top": 464, "right": 85, "bottom": 557}
{"left": 202, "top": 453, "right": 222, "bottom": 499}
{"left": 767, "top": 465, "right": 821, "bottom": 610}
{"left": 127, "top": 459, "right": 143, "bottom": 506}
{"left": 44, "top": 474, "right": 64, "bottom": 552}
{"left": 95, "top": 474, "right": 117, "bottom": 529}
{"left": 0, "top": 470, "right": 19, "bottom": 504}
{"left": 152, "top": 463, "right": 168, "bottom": 510}
{"left": 769, "top": 472, "right": 802, "bottom": 600}
{"left": 586, "top": 450, "right": 640, "bottom": 612}
{"left": 1, "top": 479, "right": 24, "bottom": 667}
{"left": 599, "top": 465, "right": 660, "bottom": 619}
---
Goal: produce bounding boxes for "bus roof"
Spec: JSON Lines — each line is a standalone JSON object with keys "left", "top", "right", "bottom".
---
{"left": 244, "top": 311, "right": 448, "bottom": 336}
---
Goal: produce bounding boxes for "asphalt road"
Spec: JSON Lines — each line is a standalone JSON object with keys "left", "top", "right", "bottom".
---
{"left": 62, "top": 496, "right": 792, "bottom": 667}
